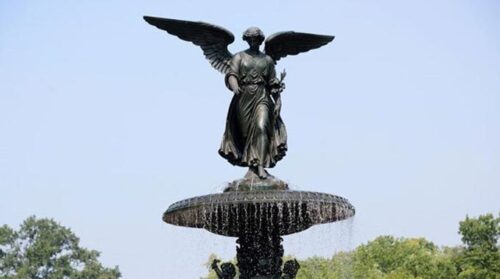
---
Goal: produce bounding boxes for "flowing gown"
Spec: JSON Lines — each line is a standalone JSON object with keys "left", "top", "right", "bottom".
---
{"left": 219, "top": 50, "right": 287, "bottom": 168}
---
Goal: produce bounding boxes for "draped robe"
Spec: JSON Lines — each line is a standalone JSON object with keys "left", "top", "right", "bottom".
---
{"left": 219, "top": 50, "right": 287, "bottom": 168}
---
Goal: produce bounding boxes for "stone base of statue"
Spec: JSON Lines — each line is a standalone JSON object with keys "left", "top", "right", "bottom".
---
{"left": 224, "top": 169, "right": 288, "bottom": 192}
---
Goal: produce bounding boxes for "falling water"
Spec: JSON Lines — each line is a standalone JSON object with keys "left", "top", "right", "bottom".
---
{"left": 163, "top": 189, "right": 355, "bottom": 278}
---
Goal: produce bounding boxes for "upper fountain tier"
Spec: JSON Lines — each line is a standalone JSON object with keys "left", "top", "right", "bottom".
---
{"left": 163, "top": 189, "right": 355, "bottom": 237}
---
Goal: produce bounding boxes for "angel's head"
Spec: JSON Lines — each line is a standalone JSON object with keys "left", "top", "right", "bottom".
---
{"left": 243, "top": 27, "right": 264, "bottom": 49}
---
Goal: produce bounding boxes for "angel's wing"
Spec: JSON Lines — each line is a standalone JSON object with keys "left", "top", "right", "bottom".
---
{"left": 264, "top": 31, "right": 334, "bottom": 63}
{"left": 143, "top": 16, "right": 234, "bottom": 74}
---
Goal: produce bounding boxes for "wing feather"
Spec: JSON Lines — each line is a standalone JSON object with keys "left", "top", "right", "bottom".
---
{"left": 144, "top": 16, "right": 234, "bottom": 74}
{"left": 264, "top": 31, "right": 334, "bottom": 63}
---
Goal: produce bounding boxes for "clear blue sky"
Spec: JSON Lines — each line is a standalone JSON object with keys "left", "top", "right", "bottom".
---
{"left": 1, "top": 1, "right": 499, "bottom": 278}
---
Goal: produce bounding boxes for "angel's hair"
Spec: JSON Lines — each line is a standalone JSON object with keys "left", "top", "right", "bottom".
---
{"left": 242, "top": 27, "right": 265, "bottom": 42}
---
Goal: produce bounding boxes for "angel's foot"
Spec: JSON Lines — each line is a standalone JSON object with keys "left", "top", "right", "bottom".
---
{"left": 257, "top": 166, "right": 268, "bottom": 179}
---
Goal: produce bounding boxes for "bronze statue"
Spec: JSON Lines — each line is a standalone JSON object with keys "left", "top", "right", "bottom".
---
{"left": 282, "top": 259, "right": 300, "bottom": 279}
{"left": 144, "top": 16, "right": 334, "bottom": 179}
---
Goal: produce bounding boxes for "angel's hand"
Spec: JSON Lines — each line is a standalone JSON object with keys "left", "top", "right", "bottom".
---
{"left": 228, "top": 75, "right": 240, "bottom": 95}
{"left": 271, "top": 83, "right": 284, "bottom": 95}
{"left": 279, "top": 82, "right": 286, "bottom": 93}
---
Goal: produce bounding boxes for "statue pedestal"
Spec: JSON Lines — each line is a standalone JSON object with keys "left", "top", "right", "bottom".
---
{"left": 224, "top": 169, "right": 288, "bottom": 192}
{"left": 237, "top": 233, "right": 283, "bottom": 279}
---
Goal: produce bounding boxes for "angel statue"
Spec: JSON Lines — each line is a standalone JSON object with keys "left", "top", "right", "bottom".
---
{"left": 144, "top": 16, "right": 334, "bottom": 179}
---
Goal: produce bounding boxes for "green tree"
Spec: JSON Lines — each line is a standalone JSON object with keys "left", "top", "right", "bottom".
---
{"left": 456, "top": 213, "right": 500, "bottom": 279}
{"left": 0, "top": 216, "right": 120, "bottom": 279}
{"left": 295, "top": 256, "right": 335, "bottom": 279}
{"left": 351, "top": 236, "right": 457, "bottom": 279}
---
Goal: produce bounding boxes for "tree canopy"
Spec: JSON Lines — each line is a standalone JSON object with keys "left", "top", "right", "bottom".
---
{"left": 456, "top": 213, "right": 499, "bottom": 279}
{"left": 0, "top": 216, "right": 120, "bottom": 279}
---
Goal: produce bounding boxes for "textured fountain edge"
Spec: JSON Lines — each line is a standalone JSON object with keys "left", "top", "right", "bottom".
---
{"left": 163, "top": 190, "right": 355, "bottom": 219}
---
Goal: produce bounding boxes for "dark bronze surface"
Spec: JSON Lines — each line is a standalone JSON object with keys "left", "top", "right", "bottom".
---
{"left": 143, "top": 16, "right": 334, "bottom": 179}
{"left": 163, "top": 190, "right": 355, "bottom": 237}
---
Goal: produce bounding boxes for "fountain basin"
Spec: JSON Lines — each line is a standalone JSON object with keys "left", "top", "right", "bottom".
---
{"left": 163, "top": 190, "right": 355, "bottom": 237}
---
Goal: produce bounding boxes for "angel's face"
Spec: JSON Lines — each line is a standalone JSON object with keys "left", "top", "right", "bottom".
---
{"left": 246, "top": 37, "right": 263, "bottom": 50}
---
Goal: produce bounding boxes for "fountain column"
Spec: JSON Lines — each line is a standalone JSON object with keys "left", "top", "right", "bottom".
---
{"left": 236, "top": 233, "right": 284, "bottom": 278}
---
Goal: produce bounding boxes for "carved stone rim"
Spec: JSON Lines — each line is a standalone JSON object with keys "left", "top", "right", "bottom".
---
{"left": 165, "top": 190, "right": 354, "bottom": 214}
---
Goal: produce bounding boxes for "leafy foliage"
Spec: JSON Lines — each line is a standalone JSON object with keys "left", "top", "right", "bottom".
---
{"left": 0, "top": 216, "right": 120, "bottom": 279}
{"left": 455, "top": 213, "right": 500, "bottom": 279}
{"left": 351, "top": 236, "right": 457, "bottom": 279}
